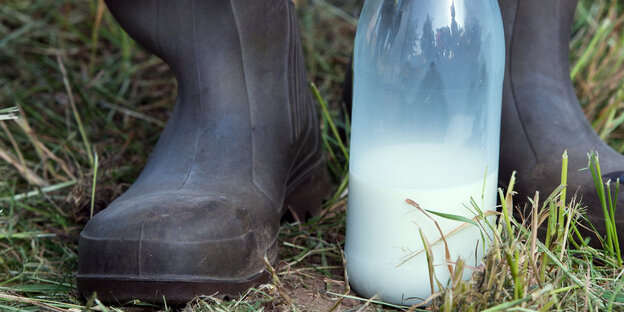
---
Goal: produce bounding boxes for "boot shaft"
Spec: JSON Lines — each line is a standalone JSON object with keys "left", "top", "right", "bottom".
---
{"left": 105, "top": 0, "right": 291, "bottom": 75}
{"left": 104, "top": 0, "right": 320, "bottom": 209}
{"left": 498, "top": 0, "right": 578, "bottom": 78}
{"left": 498, "top": 0, "right": 605, "bottom": 182}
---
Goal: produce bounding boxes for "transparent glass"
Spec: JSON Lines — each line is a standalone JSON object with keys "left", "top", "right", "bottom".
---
{"left": 345, "top": 0, "right": 505, "bottom": 305}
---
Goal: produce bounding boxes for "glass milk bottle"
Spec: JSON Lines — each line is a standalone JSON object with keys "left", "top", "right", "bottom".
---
{"left": 345, "top": 0, "right": 505, "bottom": 305}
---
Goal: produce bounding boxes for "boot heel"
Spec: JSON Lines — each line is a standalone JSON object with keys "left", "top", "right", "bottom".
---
{"left": 282, "top": 161, "right": 331, "bottom": 222}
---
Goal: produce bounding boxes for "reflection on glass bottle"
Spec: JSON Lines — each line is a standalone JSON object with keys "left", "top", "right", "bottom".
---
{"left": 346, "top": 0, "right": 505, "bottom": 306}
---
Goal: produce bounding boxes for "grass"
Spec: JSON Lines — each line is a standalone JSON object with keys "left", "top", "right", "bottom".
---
{"left": 1, "top": 0, "right": 624, "bottom": 311}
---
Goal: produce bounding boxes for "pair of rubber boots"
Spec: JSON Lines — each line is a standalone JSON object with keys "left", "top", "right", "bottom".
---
{"left": 78, "top": 0, "right": 624, "bottom": 304}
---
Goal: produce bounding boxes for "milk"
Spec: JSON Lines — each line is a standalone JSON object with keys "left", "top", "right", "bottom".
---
{"left": 347, "top": 0, "right": 505, "bottom": 304}
{"left": 345, "top": 144, "right": 497, "bottom": 305}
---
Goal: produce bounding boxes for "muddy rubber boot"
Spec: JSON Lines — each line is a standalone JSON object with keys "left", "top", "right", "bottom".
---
{"left": 77, "top": 0, "right": 329, "bottom": 304}
{"left": 499, "top": 0, "right": 624, "bottom": 245}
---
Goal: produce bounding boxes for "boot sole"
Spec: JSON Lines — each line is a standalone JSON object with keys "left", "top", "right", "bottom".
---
{"left": 77, "top": 160, "right": 330, "bottom": 304}
{"left": 77, "top": 271, "right": 271, "bottom": 305}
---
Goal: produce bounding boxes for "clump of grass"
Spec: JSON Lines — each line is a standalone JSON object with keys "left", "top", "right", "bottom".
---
{"left": 588, "top": 151, "right": 622, "bottom": 264}
{"left": 417, "top": 151, "right": 624, "bottom": 311}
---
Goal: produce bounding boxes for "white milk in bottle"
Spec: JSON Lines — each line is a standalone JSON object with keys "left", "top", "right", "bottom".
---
{"left": 345, "top": 0, "right": 505, "bottom": 305}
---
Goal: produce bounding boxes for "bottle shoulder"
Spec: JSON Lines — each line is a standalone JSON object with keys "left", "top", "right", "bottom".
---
{"left": 355, "top": 0, "right": 505, "bottom": 88}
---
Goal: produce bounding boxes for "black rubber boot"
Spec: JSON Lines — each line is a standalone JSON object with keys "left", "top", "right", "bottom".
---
{"left": 499, "top": 0, "right": 624, "bottom": 245}
{"left": 77, "top": 0, "right": 329, "bottom": 304}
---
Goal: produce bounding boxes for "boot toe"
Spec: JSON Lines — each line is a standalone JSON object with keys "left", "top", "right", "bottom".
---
{"left": 77, "top": 193, "right": 277, "bottom": 302}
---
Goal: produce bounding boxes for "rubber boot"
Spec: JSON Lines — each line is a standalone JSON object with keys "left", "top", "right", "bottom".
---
{"left": 499, "top": 0, "right": 624, "bottom": 245}
{"left": 77, "top": 0, "right": 329, "bottom": 303}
